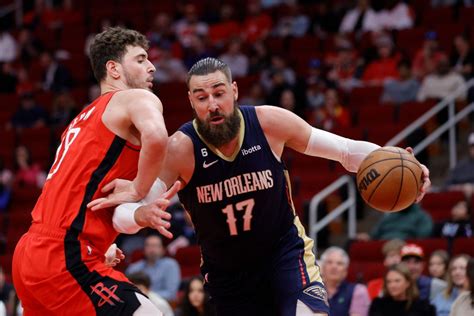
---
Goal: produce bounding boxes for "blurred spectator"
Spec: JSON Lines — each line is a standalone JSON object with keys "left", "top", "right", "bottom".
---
{"left": 182, "top": 35, "right": 215, "bottom": 70}
{"left": 369, "top": 263, "right": 436, "bottom": 316}
{"left": 339, "top": 0, "right": 380, "bottom": 34}
{"left": 309, "top": 88, "right": 350, "bottom": 131}
{"left": 174, "top": 4, "right": 209, "bottom": 48}
{"left": 0, "top": 157, "right": 13, "bottom": 212}
{"left": 432, "top": 254, "right": 470, "bottom": 316}
{"left": 8, "top": 92, "right": 48, "bottom": 131}
{"left": 39, "top": 50, "right": 73, "bottom": 93}
{"left": 306, "top": 61, "right": 326, "bottom": 110}
{"left": 175, "top": 276, "right": 216, "bottom": 316}
{"left": 367, "top": 239, "right": 406, "bottom": 299}
{"left": 278, "top": 89, "right": 297, "bottom": 112}
{"left": 412, "top": 31, "right": 445, "bottom": 79}
{"left": 444, "top": 132, "right": 474, "bottom": 196}
{"left": 126, "top": 234, "right": 181, "bottom": 301}
{"left": 272, "top": 2, "right": 310, "bottom": 37}
{"left": 0, "top": 25, "right": 17, "bottom": 63}
{"left": 432, "top": 0, "right": 473, "bottom": 7}
{"left": 13, "top": 145, "right": 46, "bottom": 188}
{"left": 0, "top": 62, "right": 17, "bottom": 93}
{"left": 381, "top": 59, "right": 420, "bottom": 104}
{"left": 247, "top": 41, "right": 271, "bottom": 75}
{"left": 219, "top": 38, "right": 249, "bottom": 78}
{"left": 50, "top": 91, "right": 79, "bottom": 129}
{"left": 433, "top": 201, "right": 473, "bottom": 239}
{"left": 153, "top": 45, "right": 188, "bottom": 83}
{"left": 147, "top": 13, "right": 176, "bottom": 51}
{"left": 241, "top": 0, "right": 273, "bottom": 44}
{"left": 357, "top": 204, "right": 433, "bottom": 241}
{"left": 260, "top": 54, "right": 296, "bottom": 93}
{"left": 208, "top": 4, "right": 240, "bottom": 48}
{"left": 450, "top": 34, "right": 474, "bottom": 80}
{"left": 84, "top": 19, "right": 112, "bottom": 57}
{"left": 449, "top": 257, "right": 474, "bottom": 315}
{"left": 326, "top": 37, "right": 360, "bottom": 91}
{"left": 16, "top": 67, "right": 35, "bottom": 96}
{"left": 165, "top": 201, "right": 197, "bottom": 256}
{"left": 429, "top": 250, "right": 450, "bottom": 281}
{"left": 311, "top": 2, "right": 344, "bottom": 36}
{"left": 401, "top": 243, "right": 447, "bottom": 301}
{"left": 240, "top": 84, "right": 265, "bottom": 106}
{"left": 417, "top": 54, "right": 466, "bottom": 102}
{"left": 16, "top": 27, "right": 43, "bottom": 66}
{"left": 362, "top": 34, "right": 400, "bottom": 86}
{"left": 127, "top": 272, "right": 174, "bottom": 316}
{"left": 320, "top": 247, "right": 371, "bottom": 316}
{"left": 376, "top": 0, "right": 414, "bottom": 31}
{"left": 0, "top": 266, "right": 14, "bottom": 315}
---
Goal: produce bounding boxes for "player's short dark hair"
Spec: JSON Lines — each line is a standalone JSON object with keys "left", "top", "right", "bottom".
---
{"left": 89, "top": 27, "right": 148, "bottom": 82}
{"left": 187, "top": 57, "right": 232, "bottom": 87}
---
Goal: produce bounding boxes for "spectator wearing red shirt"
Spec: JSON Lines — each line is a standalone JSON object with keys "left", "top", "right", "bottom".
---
{"left": 412, "top": 31, "right": 445, "bottom": 79}
{"left": 362, "top": 34, "right": 400, "bottom": 85}
{"left": 241, "top": 0, "right": 273, "bottom": 44}
{"left": 310, "top": 88, "right": 350, "bottom": 131}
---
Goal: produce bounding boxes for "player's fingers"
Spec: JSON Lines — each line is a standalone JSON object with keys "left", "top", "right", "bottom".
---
{"left": 88, "top": 198, "right": 108, "bottom": 210}
{"left": 405, "top": 147, "right": 414, "bottom": 154}
{"left": 159, "top": 210, "right": 172, "bottom": 221}
{"left": 101, "top": 180, "right": 117, "bottom": 193}
{"left": 161, "top": 181, "right": 181, "bottom": 200}
{"left": 154, "top": 198, "right": 170, "bottom": 209}
{"left": 158, "top": 226, "right": 173, "bottom": 239}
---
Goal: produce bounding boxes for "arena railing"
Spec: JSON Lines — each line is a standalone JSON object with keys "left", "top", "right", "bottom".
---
{"left": 309, "top": 78, "right": 474, "bottom": 252}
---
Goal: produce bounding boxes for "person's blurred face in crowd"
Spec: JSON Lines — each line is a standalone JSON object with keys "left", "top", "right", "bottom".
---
{"left": 451, "top": 256, "right": 469, "bottom": 288}
{"left": 429, "top": 254, "right": 447, "bottom": 279}
{"left": 144, "top": 235, "right": 164, "bottom": 262}
{"left": 384, "top": 250, "right": 402, "bottom": 268}
{"left": 402, "top": 256, "right": 424, "bottom": 280}
{"left": 188, "top": 278, "right": 205, "bottom": 308}
{"left": 386, "top": 270, "right": 410, "bottom": 300}
{"left": 321, "top": 250, "right": 348, "bottom": 285}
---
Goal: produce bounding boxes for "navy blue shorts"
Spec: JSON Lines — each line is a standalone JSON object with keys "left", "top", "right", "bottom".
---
{"left": 202, "top": 218, "right": 329, "bottom": 316}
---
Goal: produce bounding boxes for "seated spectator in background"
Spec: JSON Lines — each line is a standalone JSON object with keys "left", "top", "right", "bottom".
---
{"left": 126, "top": 234, "right": 181, "bottom": 301}
{"left": 152, "top": 45, "right": 188, "bottom": 83}
{"left": 271, "top": 2, "right": 310, "bottom": 37}
{"left": 367, "top": 239, "right": 406, "bottom": 299}
{"left": 15, "top": 67, "right": 35, "bottom": 96}
{"left": 8, "top": 92, "right": 48, "bottom": 131}
{"left": 175, "top": 276, "right": 216, "bottom": 316}
{"left": 339, "top": 0, "right": 380, "bottom": 35}
{"left": 182, "top": 35, "right": 215, "bottom": 70}
{"left": 0, "top": 25, "right": 17, "bottom": 63}
{"left": 260, "top": 54, "right": 296, "bottom": 93}
{"left": 219, "top": 38, "right": 249, "bottom": 78}
{"left": 412, "top": 31, "right": 445, "bottom": 79}
{"left": 173, "top": 3, "right": 208, "bottom": 49}
{"left": 429, "top": 250, "right": 450, "bottom": 281}
{"left": 433, "top": 201, "right": 473, "bottom": 239}
{"left": 247, "top": 40, "right": 270, "bottom": 75}
{"left": 241, "top": 0, "right": 272, "bottom": 44}
{"left": 127, "top": 272, "right": 174, "bottom": 316}
{"left": 380, "top": 59, "right": 420, "bottom": 104}
{"left": 417, "top": 54, "right": 466, "bottom": 102}
{"left": 326, "top": 38, "right": 360, "bottom": 91}
{"left": 208, "top": 4, "right": 240, "bottom": 48}
{"left": 50, "top": 91, "right": 78, "bottom": 129}
{"left": 0, "top": 157, "right": 13, "bottom": 212}
{"left": 320, "top": 247, "right": 371, "bottom": 316}
{"left": 444, "top": 132, "right": 474, "bottom": 196}
{"left": 357, "top": 204, "right": 433, "bottom": 241}
{"left": 401, "top": 243, "right": 447, "bottom": 301}
{"left": 450, "top": 257, "right": 474, "bottom": 316}
{"left": 362, "top": 34, "right": 400, "bottom": 86}
{"left": 240, "top": 83, "right": 265, "bottom": 106}
{"left": 432, "top": 254, "right": 470, "bottom": 316}
{"left": 309, "top": 88, "right": 350, "bottom": 132}
{"left": 0, "top": 62, "right": 17, "bottom": 93}
{"left": 13, "top": 145, "right": 46, "bottom": 188}
{"left": 278, "top": 89, "right": 297, "bottom": 112}
{"left": 369, "top": 263, "right": 436, "bottom": 316}
{"left": 450, "top": 34, "right": 474, "bottom": 80}
{"left": 39, "top": 50, "right": 73, "bottom": 93}
{"left": 376, "top": 0, "right": 414, "bottom": 31}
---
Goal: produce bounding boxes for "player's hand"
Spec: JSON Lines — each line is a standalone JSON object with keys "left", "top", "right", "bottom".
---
{"left": 135, "top": 181, "right": 181, "bottom": 239}
{"left": 405, "top": 147, "right": 431, "bottom": 203}
{"left": 88, "top": 179, "right": 143, "bottom": 211}
{"left": 104, "top": 243, "right": 125, "bottom": 267}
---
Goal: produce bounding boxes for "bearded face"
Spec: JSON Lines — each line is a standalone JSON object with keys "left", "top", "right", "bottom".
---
{"left": 194, "top": 102, "right": 240, "bottom": 148}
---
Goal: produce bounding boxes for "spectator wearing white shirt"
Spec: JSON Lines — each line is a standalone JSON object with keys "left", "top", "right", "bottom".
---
{"left": 339, "top": 0, "right": 380, "bottom": 34}
{"left": 377, "top": 0, "right": 414, "bottom": 31}
{"left": 0, "top": 26, "right": 17, "bottom": 63}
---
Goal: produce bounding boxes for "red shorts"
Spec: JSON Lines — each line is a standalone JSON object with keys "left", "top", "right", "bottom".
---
{"left": 13, "top": 224, "right": 142, "bottom": 315}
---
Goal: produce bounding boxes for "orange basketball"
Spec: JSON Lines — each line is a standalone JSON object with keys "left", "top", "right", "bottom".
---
{"left": 356, "top": 146, "right": 423, "bottom": 212}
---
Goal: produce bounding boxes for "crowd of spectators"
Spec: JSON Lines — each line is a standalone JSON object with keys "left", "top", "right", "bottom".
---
{"left": 0, "top": 0, "right": 474, "bottom": 315}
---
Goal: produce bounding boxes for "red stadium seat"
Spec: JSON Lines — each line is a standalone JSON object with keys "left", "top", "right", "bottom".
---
{"left": 348, "top": 261, "right": 385, "bottom": 283}
{"left": 452, "top": 237, "right": 474, "bottom": 257}
{"left": 348, "top": 86, "right": 384, "bottom": 108}
{"left": 405, "top": 238, "right": 448, "bottom": 258}
{"left": 421, "top": 191, "right": 465, "bottom": 217}
{"left": 358, "top": 105, "right": 396, "bottom": 127}
{"left": 348, "top": 240, "right": 386, "bottom": 262}
{"left": 175, "top": 245, "right": 201, "bottom": 279}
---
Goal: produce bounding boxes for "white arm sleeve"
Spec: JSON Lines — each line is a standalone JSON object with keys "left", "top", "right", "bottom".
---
{"left": 112, "top": 178, "right": 168, "bottom": 234}
{"left": 304, "top": 127, "right": 380, "bottom": 173}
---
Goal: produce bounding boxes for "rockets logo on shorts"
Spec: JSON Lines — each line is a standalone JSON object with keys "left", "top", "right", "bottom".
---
{"left": 90, "top": 282, "right": 123, "bottom": 307}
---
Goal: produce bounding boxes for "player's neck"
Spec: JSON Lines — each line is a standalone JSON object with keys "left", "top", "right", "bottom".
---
{"left": 100, "top": 80, "right": 128, "bottom": 94}
{"left": 216, "top": 136, "right": 239, "bottom": 157}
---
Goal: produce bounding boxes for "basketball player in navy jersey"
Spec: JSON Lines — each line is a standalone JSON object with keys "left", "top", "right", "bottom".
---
{"left": 96, "top": 58, "right": 430, "bottom": 315}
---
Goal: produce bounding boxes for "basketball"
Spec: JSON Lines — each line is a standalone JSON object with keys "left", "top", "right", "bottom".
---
{"left": 356, "top": 146, "right": 423, "bottom": 212}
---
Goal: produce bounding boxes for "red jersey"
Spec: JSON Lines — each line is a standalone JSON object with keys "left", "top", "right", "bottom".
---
{"left": 31, "top": 91, "right": 140, "bottom": 254}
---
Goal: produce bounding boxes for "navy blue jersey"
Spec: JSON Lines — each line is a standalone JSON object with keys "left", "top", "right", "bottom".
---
{"left": 178, "top": 106, "right": 297, "bottom": 270}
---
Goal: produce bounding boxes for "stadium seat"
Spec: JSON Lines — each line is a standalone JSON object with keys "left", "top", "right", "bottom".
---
{"left": 348, "top": 261, "right": 385, "bottom": 283}
{"left": 405, "top": 238, "right": 448, "bottom": 258}
{"left": 357, "top": 105, "right": 396, "bottom": 127}
{"left": 348, "top": 86, "right": 383, "bottom": 108}
{"left": 348, "top": 240, "right": 386, "bottom": 262}
{"left": 452, "top": 237, "right": 474, "bottom": 257}
{"left": 174, "top": 245, "right": 201, "bottom": 279}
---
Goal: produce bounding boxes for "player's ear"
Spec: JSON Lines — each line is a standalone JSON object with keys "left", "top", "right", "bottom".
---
{"left": 232, "top": 81, "right": 238, "bottom": 101}
{"left": 106, "top": 60, "right": 120, "bottom": 79}
{"left": 188, "top": 91, "right": 194, "bottom": 109}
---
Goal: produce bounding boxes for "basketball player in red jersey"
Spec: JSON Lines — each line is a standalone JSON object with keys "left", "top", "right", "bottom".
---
{"left": 13, "top": 27, "right": 177, "bottom": 315}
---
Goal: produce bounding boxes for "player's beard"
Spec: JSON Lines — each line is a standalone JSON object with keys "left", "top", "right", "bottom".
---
{"left": 194, "top": 103, "right": 241, "bottom": 148}
{"left": 123, "top": 68, "right": 151, "bottom": 91}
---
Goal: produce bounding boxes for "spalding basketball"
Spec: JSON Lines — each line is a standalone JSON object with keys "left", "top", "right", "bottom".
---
{"left": 356, "top": 146, "right": 423, "bottom": 212}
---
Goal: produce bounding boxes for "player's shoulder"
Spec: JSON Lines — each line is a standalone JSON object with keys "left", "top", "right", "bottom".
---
{"left": 254, "top": 105, "right": 295, "bottom": 128}
{"left": 168, "top": 131, "right": 194, "bottom": 156}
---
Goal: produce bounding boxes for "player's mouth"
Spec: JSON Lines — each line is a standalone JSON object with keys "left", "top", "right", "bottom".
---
{"left": 209, "top": 116, "right": 224, "bottom": 124}
{"left": 147, "top": 78, "right": 154, "bottom": 88}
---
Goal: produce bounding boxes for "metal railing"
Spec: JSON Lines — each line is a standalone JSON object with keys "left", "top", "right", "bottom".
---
{"left": 308, "top": 79, "right": 474, "bottom": 251}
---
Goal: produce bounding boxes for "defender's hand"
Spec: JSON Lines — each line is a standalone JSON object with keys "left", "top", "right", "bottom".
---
{"left": 104, "top": 243, "right": 125, "bottom": 267}
{"left": 88, "top": 179, "right": 143, "bottom": 211}
{"left": 405, "top": 147, "right": 431, "bottom": 203}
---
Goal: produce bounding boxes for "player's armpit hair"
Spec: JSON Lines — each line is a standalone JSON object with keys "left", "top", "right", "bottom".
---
{"left": 303, "top": 127, "right": 380, "bottom": 173}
